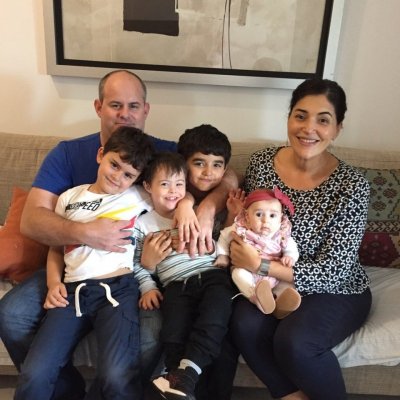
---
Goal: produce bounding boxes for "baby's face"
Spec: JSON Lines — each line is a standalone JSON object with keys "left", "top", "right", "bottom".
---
{"left": 245, "top": 198, "right": 282, "bottom": 236}
{"left": 186, "top": 152, "right": 226, "bottom": 193}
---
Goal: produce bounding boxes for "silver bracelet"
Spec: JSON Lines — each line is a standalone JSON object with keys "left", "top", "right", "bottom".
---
{"left": 258, "top": 259, "right": 271, "bottom": 276}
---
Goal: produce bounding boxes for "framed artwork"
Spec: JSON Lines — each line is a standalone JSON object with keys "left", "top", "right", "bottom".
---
{"left": 43, "top": 0, "right": 344, "bottom": 88}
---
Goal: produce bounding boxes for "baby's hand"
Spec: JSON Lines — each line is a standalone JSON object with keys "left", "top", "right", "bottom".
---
{"left": 213, "top": 254, "right": 230, "bottom": 268}
{"left": 281, "top": 256, "right": 295, "bottom": 268}
{"left": 139, "top": 289, "right": 163, "bottom": 310}
{"left": 44, "top": 283, "right": 69, "bottom": 309}
{"left": 226, "top": 188, "right": 246, "bottom": 217}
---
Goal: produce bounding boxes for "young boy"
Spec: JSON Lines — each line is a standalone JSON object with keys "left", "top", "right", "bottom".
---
{"left": 177, "top": 124, "right": 232, "bottom": 246}
{"left": 15, "top": 127, "right": 155, "bottom": 400}
{"left": 133, "top": 152, "right": 235, "bottom": 400}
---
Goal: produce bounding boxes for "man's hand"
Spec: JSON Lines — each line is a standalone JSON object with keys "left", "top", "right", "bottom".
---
{"left": 230, "top": 232, "right": 261, "bottom": 273}
{"left": 44, "top": 283, "right": 69, "bottom": 309}
{"left": 141, "top": 231, "right": 172, "bottom": 269}
{"left": 81, "top": 218, "right": 134, "bottom": 252}
{"left": 139, "top": 289, "right": 163, "bottom": 310}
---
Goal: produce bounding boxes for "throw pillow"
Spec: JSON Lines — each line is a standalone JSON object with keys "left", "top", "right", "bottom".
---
{"left": 358, "top": 168, "right": 400, "bottom": 268}
{"left": 0, "top": 187, "right": 48, "bottom": 282}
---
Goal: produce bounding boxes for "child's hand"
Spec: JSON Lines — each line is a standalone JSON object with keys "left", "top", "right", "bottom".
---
{"left": 281, "top": 256, "right": 295, "bottom": 268}
{"left": 141, "top": 231, "right": 172, "bottom": 270}
{"left": 194, "top": 213, "right": 214, "bottom": 257}
{"left": 139, "top": 289, "right": 163, "bottom": 310}
{"left": 214, "top": 254, "right": 230, "bottom": 268}
{"left": 173, "top": 197, "right": 200, "bottom": 250}
{"left": 44, "top": 283, "right": 69, "bottom": 309}
{"left": 226, "top": 188, "right": 246, "bottom": 216}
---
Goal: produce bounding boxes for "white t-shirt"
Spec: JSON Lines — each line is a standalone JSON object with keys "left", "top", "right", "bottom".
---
{"left": 55, "top": 184, "right": 152, "bottom": 282}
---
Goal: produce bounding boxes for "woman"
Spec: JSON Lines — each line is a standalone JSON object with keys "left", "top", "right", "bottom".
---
{"left": 229, "top": 78, "right": 371, "bottom": 400}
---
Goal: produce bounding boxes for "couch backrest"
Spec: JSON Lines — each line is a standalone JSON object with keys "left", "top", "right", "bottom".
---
{"left": 1, "top": 132, "right": 399, "bottom": 226}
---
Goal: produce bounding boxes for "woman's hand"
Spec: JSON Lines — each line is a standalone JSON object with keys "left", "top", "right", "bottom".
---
{"left": 230, "top": 231, "right": 261, "bottom": 273}
{"left": 141, "top": 231, "right": 172, "bottom": 270}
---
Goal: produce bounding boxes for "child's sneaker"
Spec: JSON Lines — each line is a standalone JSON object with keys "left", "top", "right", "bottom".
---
{"left": 152, "top": 367, "right": 198, "bottom": 400}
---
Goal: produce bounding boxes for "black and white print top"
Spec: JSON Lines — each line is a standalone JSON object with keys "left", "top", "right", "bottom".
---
{"left": 244, "top": 147, "right": 370, "bottom": 296}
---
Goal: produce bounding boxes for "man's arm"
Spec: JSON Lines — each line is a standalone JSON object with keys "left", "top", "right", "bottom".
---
{"left": 20, "top": 187, "right": 132, "bottom": 252}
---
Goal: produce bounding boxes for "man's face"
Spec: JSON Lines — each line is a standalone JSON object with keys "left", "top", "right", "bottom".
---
{"left": 94, "top": 72, "right": 150, "bottom": 145}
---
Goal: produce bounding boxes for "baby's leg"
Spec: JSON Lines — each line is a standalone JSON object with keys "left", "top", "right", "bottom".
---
{"left": 231, "top": 268, "right": 256, "bottom": 299}
{"left": 232, "top": 269, "right": 275, "bottom": 314}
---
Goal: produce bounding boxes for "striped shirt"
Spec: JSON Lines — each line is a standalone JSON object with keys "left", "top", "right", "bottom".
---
{"left": 133, "top": 210, "right": 218, "bottom": 294}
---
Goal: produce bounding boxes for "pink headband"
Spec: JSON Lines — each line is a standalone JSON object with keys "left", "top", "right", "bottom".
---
{"left": 244, "top": 187, "right": 295, "bottom": 215}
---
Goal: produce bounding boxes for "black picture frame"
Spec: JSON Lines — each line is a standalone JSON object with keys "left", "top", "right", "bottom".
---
{"left": 44, "top": 0, "right": 344, "bottom": 89}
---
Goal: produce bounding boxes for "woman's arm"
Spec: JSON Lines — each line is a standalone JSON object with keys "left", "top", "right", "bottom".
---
{"left": 230, "top": 232, "right": 294, "bottom": 283}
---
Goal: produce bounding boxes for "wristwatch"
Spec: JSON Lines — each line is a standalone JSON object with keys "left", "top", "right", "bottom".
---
{"left": 258, "top": 259, "right": 271, "bottom": 276}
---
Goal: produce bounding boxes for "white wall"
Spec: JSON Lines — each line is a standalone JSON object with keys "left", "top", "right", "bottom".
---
{"left": 0, "top": 0, "right": 399, "bottom": 151}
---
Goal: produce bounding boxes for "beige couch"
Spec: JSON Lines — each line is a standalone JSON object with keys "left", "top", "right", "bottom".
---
{"left": 1, "top": 131, "right": 399, "bottom": 397}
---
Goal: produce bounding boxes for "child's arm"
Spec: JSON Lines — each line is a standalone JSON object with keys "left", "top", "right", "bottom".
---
{"left": 44, "top": 246, "right": 69, "bottom": 309}
{"left": 195, "top": 167, "right": 239, "bottom": 253}
{"left": 224, "top": 188, "right": 246, "bottom": 227}
{"left": 173, "top": 191, "right": 200, "bottom": 254}
{"left": 281, "top": 237, "right": 300, "bottom": 267}
{"left": 139, "top": 289, "right": 163, "bottom": 310}
{"left": 213, "top": 225, "right": 233, "bottom": 268}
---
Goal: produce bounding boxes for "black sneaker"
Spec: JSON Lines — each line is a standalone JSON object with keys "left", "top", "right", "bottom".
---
{"left": 152, "top": 367, "right": 198, "bottom": 400}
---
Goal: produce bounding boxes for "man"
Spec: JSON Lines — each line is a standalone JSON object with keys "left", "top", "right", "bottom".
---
{"left": 0, "top": 70, "right": 237, "bottom": 399}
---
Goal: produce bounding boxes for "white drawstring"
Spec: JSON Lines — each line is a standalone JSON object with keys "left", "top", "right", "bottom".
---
{"left": 100, "top": 282, "right": 120, "bottom": 308}
{"left": 74, "top": 283, "right": 87, "bottom": 317}
{"left": 74, "top": 281, "right": 120, "bottom": 317}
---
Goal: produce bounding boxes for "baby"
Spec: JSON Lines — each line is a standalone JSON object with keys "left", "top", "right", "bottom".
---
{"left": 216, "top": 187, "right": 301, "bottom": 318}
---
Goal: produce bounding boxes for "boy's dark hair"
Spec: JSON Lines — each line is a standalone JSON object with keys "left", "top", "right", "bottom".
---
{"left": 177, "top": 124, "right": 231, "bottom": 164}
{"left": 103, "top": 126, "right": 155, "bottom": 174}
{"left": 143, "top": 152, "right": 187, "bottom": 184}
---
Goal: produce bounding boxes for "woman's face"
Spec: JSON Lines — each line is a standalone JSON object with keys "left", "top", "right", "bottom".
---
{"left": 287, "top": 94, "right": 342, "bottom": 160}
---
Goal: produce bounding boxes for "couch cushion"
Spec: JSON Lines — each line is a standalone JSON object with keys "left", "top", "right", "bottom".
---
{"left": 333, "top": 266, "right": 400, "bottom": 367}
{"left": 0, "top": 132, "right": 63, "bottom": 225}
{"left": 358, "top": 168, "right": 400, "bottom": 268}
{"left": 0, "top": 187, "right": 48, "bottom": 283}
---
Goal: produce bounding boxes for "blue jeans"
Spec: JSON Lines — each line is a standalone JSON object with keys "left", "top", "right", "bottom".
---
{"left": 231, "top": 288, "right": 372, "bottom": 400}
{"left": 0, "top": 269, "right": 162, "bottom": 399}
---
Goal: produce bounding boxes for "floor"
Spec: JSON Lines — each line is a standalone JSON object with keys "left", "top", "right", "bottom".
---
{"left": 1, "top": 375, "right": 399, "bottom": 400}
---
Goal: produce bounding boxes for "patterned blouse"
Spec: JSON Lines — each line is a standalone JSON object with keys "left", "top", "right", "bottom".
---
{"left": 244, "top": 147, "right": 370, "bottom": 296}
